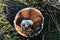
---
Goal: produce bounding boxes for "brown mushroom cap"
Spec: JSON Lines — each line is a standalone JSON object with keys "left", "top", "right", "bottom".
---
{"left": 14, "top": 7, "right": 44, "bottom": 37}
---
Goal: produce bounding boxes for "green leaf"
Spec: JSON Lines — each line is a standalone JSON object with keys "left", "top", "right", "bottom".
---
{"left": 9, "top": 36, "right": 17, "bottom": 40}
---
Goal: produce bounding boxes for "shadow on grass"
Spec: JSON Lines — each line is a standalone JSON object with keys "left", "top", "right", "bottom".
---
{"left": 3, "top": 1, "right": 28, "bottom": 27}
